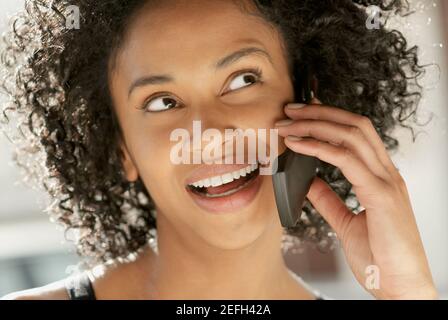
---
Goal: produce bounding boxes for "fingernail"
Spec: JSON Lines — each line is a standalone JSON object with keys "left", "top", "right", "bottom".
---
{"left": 274, "top": 119, "right": 294, "bottom": 127}
{"left": 286, "top": 103, "right": 306, "bottom": 109}
{"left": 286, "top": 135, "right": 302, "bottom": 142}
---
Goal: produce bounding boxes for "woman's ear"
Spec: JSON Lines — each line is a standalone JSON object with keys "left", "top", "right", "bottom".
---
{"left": 119, "top": 139, "right": 139, "bottom": 182}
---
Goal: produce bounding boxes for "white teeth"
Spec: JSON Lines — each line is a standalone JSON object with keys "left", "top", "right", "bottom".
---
{"left": 189, "top": 163, "right": 258, "bottom": 189}
{"left": 203, "top": 178, "right": 212, "bottom": 188}
{"left": 210, "top": 176, "right": 223, "bottom": 187}
{"left": 221, "top": 173, "right": 234, "bottom": 184}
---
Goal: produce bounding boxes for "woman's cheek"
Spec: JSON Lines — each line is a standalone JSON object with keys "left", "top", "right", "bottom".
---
{"left": 129, "top": 125, "right": 175, "bottom": 190}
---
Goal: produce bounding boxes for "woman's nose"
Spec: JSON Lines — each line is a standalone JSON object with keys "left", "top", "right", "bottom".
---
{"left": 188, "top": 100, "right": 240, "bottom": 134}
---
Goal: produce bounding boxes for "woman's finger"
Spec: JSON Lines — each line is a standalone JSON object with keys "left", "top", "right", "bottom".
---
{"left": 275, "top": 119, "right": 391, "bottom": 181}
{"left": 284, "top": 99, "right": 399, "bottom": 178}
{"left": 284, "top": 135, "right": 385, "bottom": 191}
{"left": 306, "top": 176, "right": 354, "bottom": 239}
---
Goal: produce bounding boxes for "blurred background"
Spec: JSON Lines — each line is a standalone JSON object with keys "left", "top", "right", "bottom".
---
{"left": 0, "top": 0, "right": 447, "bottom": 299}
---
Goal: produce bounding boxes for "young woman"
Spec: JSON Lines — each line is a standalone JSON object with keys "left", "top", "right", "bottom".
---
{"left": 0, "top": 0, "right": 438, "bottom": 299}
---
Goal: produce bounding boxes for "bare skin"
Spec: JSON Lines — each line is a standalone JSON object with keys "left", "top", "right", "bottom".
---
{"left": 276, "top": 97, "right": 438, "bottom": 299}
{"left": 2, "top": 0, "right": 437, "bottom": 300}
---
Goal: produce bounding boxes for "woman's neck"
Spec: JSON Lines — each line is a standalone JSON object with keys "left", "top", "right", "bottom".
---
{"left": 90, "top": 213, "right": 316, "bottom": 300}
{"left": 137, "top": 215, "right": 316, "bottom": 300}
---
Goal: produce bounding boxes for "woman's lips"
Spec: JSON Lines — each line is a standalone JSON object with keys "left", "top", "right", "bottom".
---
{"left": 185, "top": 169, "right": 262, "bottom": 214}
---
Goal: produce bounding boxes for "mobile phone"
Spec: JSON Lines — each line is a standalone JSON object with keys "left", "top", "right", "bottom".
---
{"left": 271, "top": 65, "right": 318, "bottom": 228}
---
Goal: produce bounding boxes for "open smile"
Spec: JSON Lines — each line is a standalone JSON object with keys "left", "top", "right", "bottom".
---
{"left": 185, "top": 163, "right": 263, "bottom": 213}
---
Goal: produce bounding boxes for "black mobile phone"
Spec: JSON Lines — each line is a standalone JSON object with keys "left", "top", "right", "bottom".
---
{"left": 271, "top": 65, "right": 318, "bottom": 228}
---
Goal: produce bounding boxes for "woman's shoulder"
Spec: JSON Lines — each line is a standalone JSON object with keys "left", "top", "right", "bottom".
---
{"left": 1, "top": 246, "right": 155, "bottom": 300}
{"left": 1, "top": 266, "right": 116, "bottom": 300}
{"left": 0, "top": 278, "right": 70, "bottom": 300}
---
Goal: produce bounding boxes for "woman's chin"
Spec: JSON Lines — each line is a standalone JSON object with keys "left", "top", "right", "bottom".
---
{"left": 187, "top": 178, "right": 280, "bottom": 250}
{"left": 196, "top": 220, "right": 273, "bottom": 251}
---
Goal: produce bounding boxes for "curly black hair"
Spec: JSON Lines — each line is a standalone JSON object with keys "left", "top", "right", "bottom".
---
{"left": 0, "top": 0, "right": 425, "bottom": 268}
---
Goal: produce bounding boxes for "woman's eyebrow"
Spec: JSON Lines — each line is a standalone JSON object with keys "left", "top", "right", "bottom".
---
{"left": 214, "top": 46, "right": 273, "bottom": 69}
{"left": 127, "top": 46, "right": 273, "bottom": 98}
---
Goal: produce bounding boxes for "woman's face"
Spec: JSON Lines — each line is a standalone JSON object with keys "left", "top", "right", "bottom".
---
{"left": 109, "top": 0, "right": 295, "bottom": 250}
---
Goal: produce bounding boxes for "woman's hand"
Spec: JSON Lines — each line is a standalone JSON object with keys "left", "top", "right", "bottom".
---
{"left": 274, "top": 98, "right": 438, "bottom": 300}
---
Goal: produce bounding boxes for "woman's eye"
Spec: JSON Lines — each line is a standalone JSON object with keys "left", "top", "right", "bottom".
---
{"left": 141, "top": 68, "right": 263, "bottom": 112}
{"left": 226, "top": 69, "right": 262, "bottom": 93}
{"left": 142, "top": 96, "right": 180, "bottom": 112}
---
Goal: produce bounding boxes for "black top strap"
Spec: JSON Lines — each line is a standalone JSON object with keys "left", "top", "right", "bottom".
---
{"left": 65, "top": 271, "right": 97, "bottom": 300}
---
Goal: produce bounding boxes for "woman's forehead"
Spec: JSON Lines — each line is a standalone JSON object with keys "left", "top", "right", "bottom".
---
{"left": 112, "top": 0, "right": 280, "bottom": 73}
